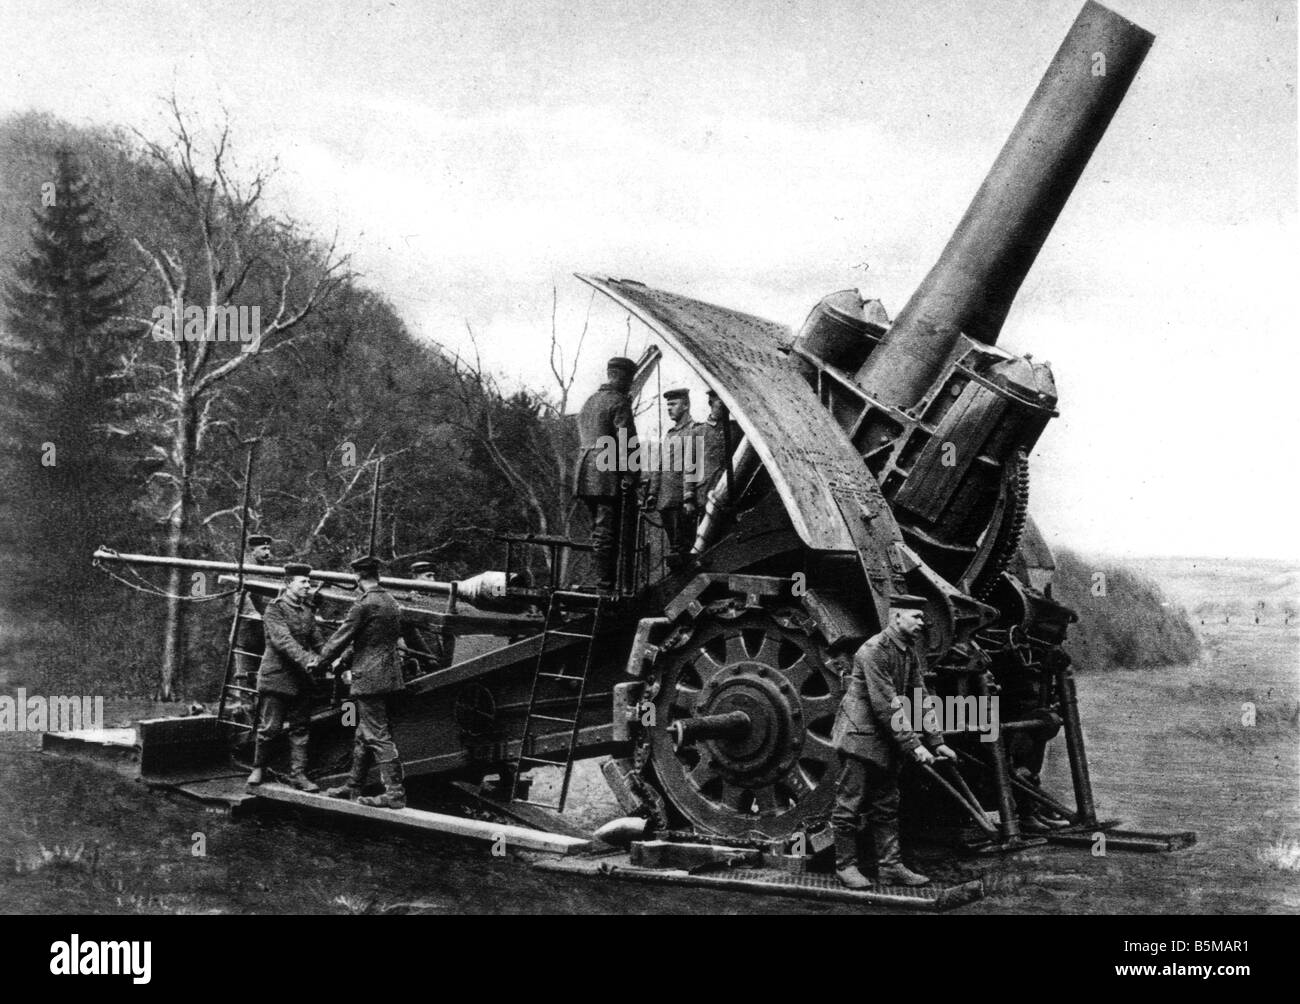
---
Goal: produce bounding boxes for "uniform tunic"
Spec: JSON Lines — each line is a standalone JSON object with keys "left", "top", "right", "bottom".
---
{"left": 254, "top": 594, "right": 323, "bottom": 757}
{"left": 831, "top": 625, "right": 944, "bottom": 868}
{"left": 573, "top": 382, "right": 640, "bottom": 587}
{"left": 650, "top": 415, "right": 704, "bottom": 559}
{"left": 320, "top": 584, "right": 405, "bottom": 766}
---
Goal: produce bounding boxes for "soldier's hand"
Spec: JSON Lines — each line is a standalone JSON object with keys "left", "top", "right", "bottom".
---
{"left": 682, "top": 500, "right": 696, "bottom": 515}
{"left": 912, "top": 746, "right": 936, "bottom": 766}
{"left": 934, "top": 744, "right": 957, "bottom": 761}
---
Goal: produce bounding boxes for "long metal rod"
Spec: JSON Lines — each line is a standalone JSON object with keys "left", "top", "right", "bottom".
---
{"left": 1056, "top": 663, "right": 1098, "bottom": 825}
{"left": 367, "top": 457, "right": 383, "bottom": 557}
{"left": 94, "top": 548, "right": 455, "bottom": 595}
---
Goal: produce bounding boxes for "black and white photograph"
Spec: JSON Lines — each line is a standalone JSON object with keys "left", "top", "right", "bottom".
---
{"left": 0, "top": 0, "right": 1295, "bottom": 962}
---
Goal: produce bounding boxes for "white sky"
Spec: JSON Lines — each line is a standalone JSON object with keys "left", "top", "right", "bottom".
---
{"left": 2, "top": 0, "right": 1296, "bottom": 560}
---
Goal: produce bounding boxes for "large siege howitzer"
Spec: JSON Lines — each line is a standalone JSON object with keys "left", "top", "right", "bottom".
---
{"left": 95, "top": 3, "right": 1192, "bottom": 857}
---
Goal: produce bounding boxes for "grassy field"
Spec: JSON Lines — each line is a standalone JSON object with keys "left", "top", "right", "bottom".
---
{"left": 1, "top": 556, "right": 1296, "bottom": 914}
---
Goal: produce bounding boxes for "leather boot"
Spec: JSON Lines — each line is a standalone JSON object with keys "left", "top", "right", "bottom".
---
{"left": 873, "top": 823, "right": 930, "bottom": 886}
{"left": 325, "top": 748, "right": 369, "bottom": 800}
{"left": 358, "top": 761, "right": 406, "bottom": 809}
{"left": 246, "top": 741, "right": 267, "bottom": 787}
{"left": 833, "top": 828, "right": 871, "bottom": 889}
{"left": 285, "top": 733, "right": 320, "bottom": 792}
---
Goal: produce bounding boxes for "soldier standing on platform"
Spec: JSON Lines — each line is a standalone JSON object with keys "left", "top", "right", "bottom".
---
{"left": 646, "top": 388, "right": 703, "bottom": 570}
{"left": 247, "top": 562, "right": 324, "bottom": 790}
{"left": 699, "top": 388, "right": 741, "bottom": 499}
{"left": 574, "top": 356, "right": 639, "bottom": 591}
{"left": 229, "top": 533, "right": 275, "bottom": 722}
{"left": 831, "top": 593, "right": 957, "bottom": 888}
{"left": 321, "top": 555, "right": 408, "bottom": 808}
{"left": 401, "top": 561, "right": 454, "bottom": 675}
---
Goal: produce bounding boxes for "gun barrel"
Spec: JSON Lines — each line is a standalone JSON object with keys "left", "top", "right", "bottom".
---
{"left": 856, "top": 1, "right": 1153, "bottom": 408}
{"left": 92, "top": 548, "right": 454, "bottom": 595}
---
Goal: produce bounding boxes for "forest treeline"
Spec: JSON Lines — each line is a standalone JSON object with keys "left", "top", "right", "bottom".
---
{"left": 0, "top": 109, "right": 581, "bottom": 699}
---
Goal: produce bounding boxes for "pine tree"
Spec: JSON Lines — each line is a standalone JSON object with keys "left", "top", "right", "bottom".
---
{"left": 0, "top": 149, "right": 135, "bottom": 610}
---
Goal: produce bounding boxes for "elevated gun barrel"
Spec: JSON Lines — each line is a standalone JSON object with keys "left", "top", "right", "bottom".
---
{"left": 856, "top": 1, "right": 1153, "bottom": 409}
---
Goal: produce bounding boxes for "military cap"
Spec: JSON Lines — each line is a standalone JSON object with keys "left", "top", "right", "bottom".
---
{"left": 351, "top": 555, "right": 383, "bottom": 576}
{"left": 663, "top": 388, "right": 690, "bottom": 401}
{"left": 247, "top": 534, "right": 272, "bottom": 547}
{"left": 282, "top": 562, "right": 312, "bottom": 578}
{"left": 607, "top": 356, "right": 635, "bottom": 374}
{"left": 889, "top": 593, "right": 927, "bottom": 610}
{"left": 706, "top": 388, "right": 720, "bottom": 400}
{"left": 409, "top": 561, "right": 434, "bottom": 576}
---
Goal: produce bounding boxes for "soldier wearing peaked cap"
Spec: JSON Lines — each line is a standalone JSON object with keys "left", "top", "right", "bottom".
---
{"left": 319, "top": 555, "right": 408, "bottom": 808}
{"left": 831, "top": 592, "right": 957, "bottom": 889}
{"left": 400, "top": 561, "right": 454, "bottom": 675}
{"left": 248, "top": 561, "right": 324, "bottom": 790}
{"left": 646, "top": 388, "right": 704, "bottom": 570}
{"left": 574, "top": 356, "right": 640, "bottom": 591}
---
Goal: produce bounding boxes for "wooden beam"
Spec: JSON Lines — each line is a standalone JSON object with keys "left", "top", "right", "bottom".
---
{"left": 255, "top": 784, "right": 590, "bottom": 855}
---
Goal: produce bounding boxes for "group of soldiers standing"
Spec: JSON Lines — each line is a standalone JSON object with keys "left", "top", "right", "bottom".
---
{"left": 574, "top": 355, "right": 739, "bottom": 589}
{"left": 229, "top": 355, "right": 949, "bottom": 888}
{"left": 234, "top": 545, "right": 457, "bottom": 810}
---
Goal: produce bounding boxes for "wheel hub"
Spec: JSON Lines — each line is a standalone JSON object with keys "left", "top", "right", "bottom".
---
{"left": 649, "top": 615, "right": 841, "bottom": 838}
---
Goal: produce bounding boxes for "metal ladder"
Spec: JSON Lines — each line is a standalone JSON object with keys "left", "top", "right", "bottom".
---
{"left": 215, "top": 586, "right": 261, "bottom": 730}
{"left": 510, "top": 590, "right": 605, "bottom": 812}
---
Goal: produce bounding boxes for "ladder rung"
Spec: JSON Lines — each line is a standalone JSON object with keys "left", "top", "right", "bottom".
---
{"left": 514, "top": 799, "right": 564, "bottom": 810}
{"left": 223, "top": 684, "right": 258, "bottom": 694}
{"left": 236, "top": 612, "right": 263, "bottom": 622}
{"left": 548, "top": 630, "right": 593, "bottom": 639}
{"left": 528, "top": 714, "right": 576, "bottom": 726}
{"left": 536, "top": 672, "right": 581, "bottom": 681}
{"left": 231, "top": 648, "right": 263, "bottom": 658}
{"left": 218, "top": 721, "right": 257, "bottom": 731}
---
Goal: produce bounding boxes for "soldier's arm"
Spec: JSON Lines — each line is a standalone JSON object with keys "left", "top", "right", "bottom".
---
{"left": 263, "top": 603, "right": 315, "bottom": 672}
{"left": 862, "top": 646, "right": 924, "bottom": 753}
{"left": 320, "top": 597, "right": 366, "bottom": 666}
{"left": 908, "top": 656, "right": 946, "bottom": 750}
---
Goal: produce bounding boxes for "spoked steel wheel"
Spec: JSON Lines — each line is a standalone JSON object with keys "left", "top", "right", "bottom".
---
{"left": 649, "top": 613, "right": 842, "bottom": 839}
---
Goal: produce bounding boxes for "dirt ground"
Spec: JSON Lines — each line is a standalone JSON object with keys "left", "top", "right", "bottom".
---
{"left": 1, "top": 556, "right": 1296, "bottom": 914}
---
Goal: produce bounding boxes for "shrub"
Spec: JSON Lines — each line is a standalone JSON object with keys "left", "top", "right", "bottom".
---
{"left": 1051, "top": 549, "right": 1200, "bottom": 671}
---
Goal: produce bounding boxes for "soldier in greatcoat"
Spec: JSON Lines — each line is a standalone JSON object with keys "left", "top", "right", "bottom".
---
{"left": 831, "top": 593, "right": 956, "bottom": 888}
{"left": 699, "top": 388, "right": 741, "bottom": 499}
{"left": 400, "top": 561, "right": 454, "bottom": 675}
{"left": 320, "top": 555, "right": 408, "bottom": 809}
{"left": 247, "top": 562, "right": 324, "bottom": 790}
{"left": 646, "top": 388, "right": 704, "bottom": 569}
{"left": 574, "top": 356, "right": 640, "bottom": 590}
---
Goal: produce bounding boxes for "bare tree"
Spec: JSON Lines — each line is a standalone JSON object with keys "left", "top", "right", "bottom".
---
{"left": 116, "top": 98, "right": 350, "bottom": 698}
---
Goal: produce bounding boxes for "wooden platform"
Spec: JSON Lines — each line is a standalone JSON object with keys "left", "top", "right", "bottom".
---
{"left": 255, "top": 783, "right": 592, "bottom": 855}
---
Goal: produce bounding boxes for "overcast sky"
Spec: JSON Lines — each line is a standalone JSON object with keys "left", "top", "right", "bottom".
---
{"left": 3, "top": 0, "right": 1296, "bottom": 560}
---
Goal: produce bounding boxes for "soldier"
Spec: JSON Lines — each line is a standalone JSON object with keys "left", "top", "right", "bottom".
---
{"left": 699, "top": 389, "right": 741, "bottom": 498}
{"left": 574, "top": 356, "right": 640, "bottom": 590}
{"left": 831, "top": 593, "right": 957, "bottom": 888}
{"left": 646, "top": 388, "right": 703, "bottom": 570}
{"left": 229, "top": 533, "right": 275, "bottom": 722}
{"left": 247, "top": 562, "right": 324, "bottom": 791}
{"left": 400, "top": 561, "right": 454, "bottom": 675}
{"left": 320, "top": 555, "right": 408, "bottom": 809}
